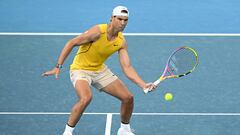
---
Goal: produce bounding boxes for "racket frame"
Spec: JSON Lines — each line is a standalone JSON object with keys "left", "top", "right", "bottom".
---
{"left": 144, "top": 46, "right": 198, "bottom": 94}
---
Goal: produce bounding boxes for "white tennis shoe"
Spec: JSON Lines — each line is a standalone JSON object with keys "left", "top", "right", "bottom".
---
{"left": 117, "top": 127, "right": 135, "bottom": 135}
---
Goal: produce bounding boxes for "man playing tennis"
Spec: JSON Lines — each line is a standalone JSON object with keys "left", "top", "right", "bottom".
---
{"left": 42, "top": 6, "right": 155, "bottom": 135}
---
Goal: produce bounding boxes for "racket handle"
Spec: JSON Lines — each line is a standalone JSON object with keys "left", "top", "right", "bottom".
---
{"left": 143, "top": 89, "right": 149, "bottom": 94}
{"left": 143, "top": 79, "right": 161, "bottom": 94}
{"left": 153, "top": 79, "right": 161, "bottom": 86}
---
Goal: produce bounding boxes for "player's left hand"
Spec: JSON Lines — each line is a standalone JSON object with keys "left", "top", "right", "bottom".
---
{"left": 41, "top": 68, "right": 61, "bottom": 79}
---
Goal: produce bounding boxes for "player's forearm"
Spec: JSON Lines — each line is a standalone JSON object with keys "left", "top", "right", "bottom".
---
{"left": 123, "top": 66, "right": 146, "bottom": 88}
{"left": 57, "top": 41, "right": 75, "bottom": 65}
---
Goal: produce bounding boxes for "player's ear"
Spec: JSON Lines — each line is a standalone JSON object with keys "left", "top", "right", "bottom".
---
{"left": 110, "top": 16, "right": 112, "bottom": 22}
{"left": 110, "top": 16, "right": 116, "bottom": 22}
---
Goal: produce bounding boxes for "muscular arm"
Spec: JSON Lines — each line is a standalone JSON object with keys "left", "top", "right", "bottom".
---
{"left": 57, "top": 25, "right": 101, "bottom": 65}
{"left": 42, "top": 25, "right": 101, "bottom": 78}
{"left": 118, "top": 41, "right": 146, "bottom": 89}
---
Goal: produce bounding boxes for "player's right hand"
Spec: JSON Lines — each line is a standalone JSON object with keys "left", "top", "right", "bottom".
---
{"left": 41, "top": 68, "right": 61, "bottom": 79}
{"left": 143, "top": 82, "right": 157, "bottom": 93}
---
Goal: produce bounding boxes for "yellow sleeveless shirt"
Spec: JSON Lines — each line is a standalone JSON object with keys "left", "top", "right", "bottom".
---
{"left": 70, "top": 24, "right": 124, "bottom": 71}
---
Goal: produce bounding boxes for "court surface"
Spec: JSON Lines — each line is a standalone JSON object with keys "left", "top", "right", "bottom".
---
{"left": 1, "top": 0, "right": 240, "bottom": 135}
{"left": 1, "top": 34, "right": 240, "bottom": 135}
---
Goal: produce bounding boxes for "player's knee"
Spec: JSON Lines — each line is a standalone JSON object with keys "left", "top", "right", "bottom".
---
{"left": 80, "top": 95, "right": 92, "bottom": 106}
{"left": 72, "top": 96, "right": 92, "bottom": 113}
{"left": 122, "top": 93, "right": 134, "bottom": 103}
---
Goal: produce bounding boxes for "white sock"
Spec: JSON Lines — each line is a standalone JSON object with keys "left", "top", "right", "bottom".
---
{"left": 64, "top": 124, "right": 74, "bottom": 133}
{"left": 121, "top": 122, "right": 131, "bottom": 130}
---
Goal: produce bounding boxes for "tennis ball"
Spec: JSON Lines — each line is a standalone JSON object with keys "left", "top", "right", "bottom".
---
{"left": 164, "top": 93, "right": 173, "bottom": 101}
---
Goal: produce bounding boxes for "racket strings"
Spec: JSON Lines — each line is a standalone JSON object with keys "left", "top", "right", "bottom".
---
{"left": 167, "top": 67, "right": 175, "bottom": 76}
{"left": 168, "top": 48, "right": 197, "bottom": 75}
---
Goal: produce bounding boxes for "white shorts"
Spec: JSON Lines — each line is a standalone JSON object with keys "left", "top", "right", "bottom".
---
{"left": 70, "top": 67, "right": 118, "bottom": 90}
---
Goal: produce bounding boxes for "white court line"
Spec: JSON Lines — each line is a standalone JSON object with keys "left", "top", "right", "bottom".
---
{"left": 105, "top": 113, "right": 113, "bottom": 135}
{"left": 1, "top": 112, "right": 240, "bottom": 116}
{"left": 1, "top": 32, "right": 240, "bottom": 36}
{"left": 1, "top": 112, "right": 240, "bottom": 135}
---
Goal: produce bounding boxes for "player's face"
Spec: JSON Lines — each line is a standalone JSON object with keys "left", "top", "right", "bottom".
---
{"left": 112, "top": 16, "right": 128, "bottom": 31}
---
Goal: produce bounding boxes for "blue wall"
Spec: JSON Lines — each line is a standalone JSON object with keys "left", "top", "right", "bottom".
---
{"left": 0, "top": 0, "right": 239, "bottom": 33}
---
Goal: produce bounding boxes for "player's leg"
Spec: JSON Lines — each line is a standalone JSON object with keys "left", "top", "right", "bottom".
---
{"left": 63, "top": 70, "right": 93, "bottom": 135}
{"left": 92, "top": 67, "right": 135, "bottom": 134}
{"left": 102, "top": 79, "right": 133, "bottom": 124}
{"left": 68, "top": 80, "right": 92, "bottom": 126}
{"left": 102, "top": 79, "right": 135, "bottom": 135}
{"left": 63, "top": 80, "right": 92, "bottom": 135}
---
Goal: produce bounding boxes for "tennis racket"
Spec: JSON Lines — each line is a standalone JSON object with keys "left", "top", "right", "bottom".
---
{"left": 144, "top": 46, "right": 198, "bottom": 93}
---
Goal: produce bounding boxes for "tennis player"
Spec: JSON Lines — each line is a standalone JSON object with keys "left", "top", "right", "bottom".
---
{"left": 42, "top": 6, "right": 155, "bottom": 135}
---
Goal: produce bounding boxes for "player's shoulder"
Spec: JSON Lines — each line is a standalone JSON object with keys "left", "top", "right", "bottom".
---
{"left": 85, "top": 24, "right": 105, "bottom": 35}
{"left": 118, "top": 32, "right": 125, "bottom": 40}
{"left": 97, "top": 24, "right": 108, "bottom": 34}
{"left": 117, "top": 32, "right": 126, "bottom": 49}
{"left": 81, "top": 24, "right": 103, "bottom": 42}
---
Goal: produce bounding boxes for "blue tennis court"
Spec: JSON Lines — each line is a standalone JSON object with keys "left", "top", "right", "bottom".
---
{"left": 1, "top": 0, "right": 240, "bottom": 135}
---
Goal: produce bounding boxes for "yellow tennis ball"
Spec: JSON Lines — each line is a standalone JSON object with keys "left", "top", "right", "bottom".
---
{"left": 165, "top": 93, "right": 173, "bottom": 101}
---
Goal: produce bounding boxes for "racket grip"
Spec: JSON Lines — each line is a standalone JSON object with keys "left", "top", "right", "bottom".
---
{"left": 143, "top": 79, "right": 161, "bottom": 94}
{"left": 143, "top": 89, "right": 149, "bottom": 94}
{"left": 153, "top": 79, "right": 161, "bottom": 86}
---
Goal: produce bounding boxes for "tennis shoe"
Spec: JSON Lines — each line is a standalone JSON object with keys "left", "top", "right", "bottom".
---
{"left": 63, "top": 132, "right": 72, "bottom": 135}
{"left": 117, "top": 127, "right": 135, "bottom": 135}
